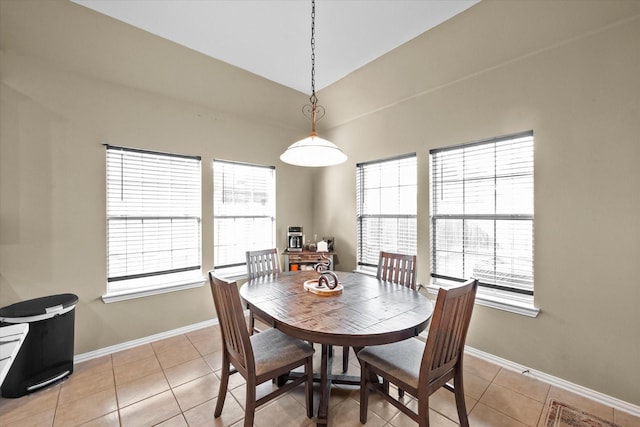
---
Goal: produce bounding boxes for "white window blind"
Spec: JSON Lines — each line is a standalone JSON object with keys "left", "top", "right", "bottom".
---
{"left": 213, "top": 160, "right": 276, "bottom": 276}
{"left": 429, "top": 131, "right": 534, "bottom": 297}
{"left": 356, "top": 154, "right": 417, "bottom": 272}
{"left": 106, "top": 146, "right": 202, "bottom": 294}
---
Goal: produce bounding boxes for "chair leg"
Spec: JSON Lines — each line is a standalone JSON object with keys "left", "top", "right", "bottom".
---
{"left": 305, "top": 357, "right": 314, "bottom": 418}
{"left": 244, "top": 382, "right": 257, "bottom": 427}
{"left": 359, "top": 362, "right": 369, "bottom": 424}
{"left": 214, "top": 359, "right": 230, "bottom": 417}
{"left": 418, "top": 395, "right": 430, "bottom": 427}
{"left": 342, "top": 346, "right": 349, "bottom": 372}
{"left": 382, "top": 378, "right": 390, "bottom": 394}
{"left": 250, "top": 313, "right": 256, "bottom": 335}
{"left": 453, "top": 368, "right": 469, "bottom": 427}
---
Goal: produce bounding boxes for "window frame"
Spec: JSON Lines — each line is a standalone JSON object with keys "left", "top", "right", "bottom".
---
{"left": 103, "top": 145, "right": 204, "bottom": 303}
{"left": 213, "top": 159, "right": 276, "bottom": 279}
{"left": 356, "top": 153, "right": 417, "bottom": 275}
{"left": 428, "top": 131, "right": 539, "bottom": 317}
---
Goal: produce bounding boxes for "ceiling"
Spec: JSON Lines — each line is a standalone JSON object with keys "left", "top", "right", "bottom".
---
{"left": 71, "top": 0, "right": 480, "bottom": 93}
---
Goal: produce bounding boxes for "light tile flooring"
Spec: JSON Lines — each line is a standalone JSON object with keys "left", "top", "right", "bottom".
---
{"left": 1, "top": 324, "right": 638, "bottom": 427}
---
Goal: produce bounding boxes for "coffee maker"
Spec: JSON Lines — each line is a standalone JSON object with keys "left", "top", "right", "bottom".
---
{"left": 287, "top": 226, "right": 303, "bottom": 252}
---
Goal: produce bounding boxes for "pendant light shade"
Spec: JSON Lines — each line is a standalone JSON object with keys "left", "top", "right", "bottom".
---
{"left": 280, "top": 0, "right": 347, "bottom": 168}
{"left": 280, "top": 133, "right": 347, "bottom": 167}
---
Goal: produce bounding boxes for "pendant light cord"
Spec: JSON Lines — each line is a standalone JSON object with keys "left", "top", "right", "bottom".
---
{"left": 295, "top": 0, "right": 329, "bottom": 138}
{"left": 310, "top": 0, "right": 317, "bottom": 106}
{"left": 280, "top": 0, "right": 348, "bottom": 166}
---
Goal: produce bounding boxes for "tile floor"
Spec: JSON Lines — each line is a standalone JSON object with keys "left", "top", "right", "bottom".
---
{"left": 1, "top": 324, "right": 638, "bottom": 427}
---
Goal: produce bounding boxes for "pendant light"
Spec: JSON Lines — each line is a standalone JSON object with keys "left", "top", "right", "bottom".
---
{"left": 280, "top": 0, "right": 347, "bottom": 167}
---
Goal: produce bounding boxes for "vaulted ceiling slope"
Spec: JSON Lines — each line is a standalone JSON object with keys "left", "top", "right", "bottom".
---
{"left": 70, "top": 0, "right": 480, "bottom": 93}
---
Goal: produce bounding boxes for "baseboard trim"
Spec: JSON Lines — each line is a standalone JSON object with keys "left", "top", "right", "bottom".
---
{"left": 74, "top": 318, "right": 220, "bottom": 364}
{"left": 74, "top": 320, "right": 639, "bottom": 417}
{"left": 465, "top": 346, "right": 640, "bottom": 417}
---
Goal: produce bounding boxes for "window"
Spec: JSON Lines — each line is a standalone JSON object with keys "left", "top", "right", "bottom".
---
{"left": 356, "top": 154, "right": 417, "bottom": 273}
{"left": 213, "top": 160, "right": 276, "bottom": 277}
{"left": 105, "top": 146, "right": 202, "bottom": 302}
{"left": 429, "top": 131, "right": 534, "bottom": 309}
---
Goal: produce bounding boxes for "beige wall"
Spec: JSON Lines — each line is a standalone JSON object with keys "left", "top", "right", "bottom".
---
{"left": 315, "top": 0, "right": 640, "bottom": 406}
{"left": 1, "top": 0, "right": 639, "bottom": 407}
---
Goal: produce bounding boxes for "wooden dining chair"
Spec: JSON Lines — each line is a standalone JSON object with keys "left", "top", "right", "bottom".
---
{"left": 342, "top": 251, "right": 418, "bottom": 373}
{"left": 246, "top": 248, "right": 281, "bottom": 280}
{"left": 208, "top": 272, "right": 314, "bottom": 427}
{"left": 246, "top": 248, "right": 281, "bottom": 333}
{"left": 377, "top": 251, "right": 417, "bottom": 289}
{"left": 358, "top": 278, "right": 478, "bottom": 427}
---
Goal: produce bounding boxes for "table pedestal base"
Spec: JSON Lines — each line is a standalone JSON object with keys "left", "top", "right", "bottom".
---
{"left": 318, "top": 344, "right": 363, "bottom": 426}
{"left": 281, "top": 344, "right": 361, "bottom": 426}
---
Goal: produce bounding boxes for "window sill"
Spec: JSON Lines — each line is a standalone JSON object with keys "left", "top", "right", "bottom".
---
{"left": 210, "top": 268, "right": 249, "bottom": 283}
{"left": 426, "top": 284, "right": 540, "bottom": 318}
{"left": 352, "top": 268, "right": 376, "bottom": 277}
{"left": 102, "top": 277, "right": 206, "bottom": 303}
{"left": 355, "top": 270, "right": 539, "bottom": 317}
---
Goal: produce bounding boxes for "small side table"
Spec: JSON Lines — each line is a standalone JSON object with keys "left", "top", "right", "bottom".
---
{"left": 283, "top": 250, "right": 335, "bottom": 272}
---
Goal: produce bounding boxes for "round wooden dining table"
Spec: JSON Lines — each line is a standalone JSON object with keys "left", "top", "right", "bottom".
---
{"left": 240, "top": 270, "right": 434, "bottom": 426}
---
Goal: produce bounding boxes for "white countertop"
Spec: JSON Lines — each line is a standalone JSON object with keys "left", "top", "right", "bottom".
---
{"left": 0, "top": 323, "right": 29, "bottom": 386}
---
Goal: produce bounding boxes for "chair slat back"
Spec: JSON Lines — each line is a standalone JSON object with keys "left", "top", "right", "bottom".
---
{"left": 420, "top": 278, "right": 478, "bottom": 385}
{"left": 376, "top": 251, "right": 417, "bottom": 289}
{"left": 209, "top": 272, "right": 255, "bottom": 376}
{"left": 246, "top": 248, "right": 281, "bottom": 280}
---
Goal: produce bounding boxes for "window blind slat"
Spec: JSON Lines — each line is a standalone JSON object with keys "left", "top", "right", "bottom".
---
{"left": 357, "top": 154, "right": 417, "bottom": 269}
{"left": 106, "top": 147, "right": 202, "bottom": 288}
{"left": 213, "top": 160, "right": 276, "bottom": 271}
{"left": 430, "top": 133, "right": 534, "bottom": 296}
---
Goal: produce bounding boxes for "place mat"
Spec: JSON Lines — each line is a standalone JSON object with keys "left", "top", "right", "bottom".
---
{"left": 545, "top": 400, "right": 622, "bottom": 427}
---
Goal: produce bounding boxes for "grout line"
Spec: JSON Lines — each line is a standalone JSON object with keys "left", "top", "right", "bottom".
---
{"left": 51, "top": 382, "right": 62, "bottom": 427}
{"left": 158, "top": 339, "right": 183, "bottom": 425}
{"left": 467, "top": 366, "right": 496, "bottom": 417}
{"left": 537, "top": 386, "right": 553, "bottom": 427}
{"left": 483, "top": 379, "right": 545, "bottom": 426}
{"left": 108, "top": 354, "right": 123, "bottom": 427}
